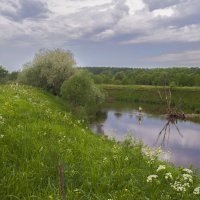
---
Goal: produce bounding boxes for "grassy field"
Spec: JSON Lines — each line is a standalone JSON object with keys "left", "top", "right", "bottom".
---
{"left": 0, "top": 84, "right": 200, "bottom": 199}
{"left": 100, "top": 84, "right": 200, "bottom": 113}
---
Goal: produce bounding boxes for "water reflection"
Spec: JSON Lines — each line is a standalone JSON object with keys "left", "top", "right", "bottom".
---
{"left": 90, "top": 104, "right": 200, "bottom": 170}
{"left": 155, "top": 118, "right": 183, "bottom": 148}
{"left": 136, "top": 112, "right": 143, "bottom": 125}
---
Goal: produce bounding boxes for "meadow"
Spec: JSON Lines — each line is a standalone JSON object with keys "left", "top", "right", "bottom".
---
{"left": 0, "top": 84, "right": 200, "bottom": 199}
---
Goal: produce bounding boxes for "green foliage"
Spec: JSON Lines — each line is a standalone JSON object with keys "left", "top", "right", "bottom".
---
{"left": 61, "top": 71, "right": 105, "bottom": 118}
{"left": 0, "top": 84, "right": 199, "bottom": 199}
{"left": 18, "top": 49, "right": 76, "bottom": 95}
{"left": 0, "top": 65, "right": 8, "bottom": 84}
{"left": 8, "top": 71, "right": 19, "bottom": 82}
{"left": 101, "top": 84, "right": 200, "bottom": 114}
{"left": 83, "top": 67, "right": 200, "bottom": 87}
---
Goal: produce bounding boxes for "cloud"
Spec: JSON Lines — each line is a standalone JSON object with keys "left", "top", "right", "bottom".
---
{"left": 0, "top": 0, "right": 200, "bottom": 69}
{"left": 144, "top": 0, "right": 183, "bottom": 10}
{"left": 149, "top": 49, "right": 200, "bottom": 66}
{"left": 122, "top": 24, "right": 200, "bottom": 44}
{"left": 0, "top": 0, "right": 50, "bottom": 21}
{"left": 153, "top": 7, "right": 175, "bottom": 17}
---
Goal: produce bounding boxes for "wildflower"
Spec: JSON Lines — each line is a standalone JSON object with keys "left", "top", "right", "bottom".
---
{"left": 143, "top": 146, "right": 152, "bottom": 157}
{"left": 124, "top": 156, "right": 129, "bottom": 161}
{"left": 147, "top": 158, "right": 155, "bottom": 165}
{"left": 165, "top": 172, "right": 173, "bottom": 180}
{"left": 170, "top": 181, "right": 187, "bottom": 192}
{"left": 0, "top": 134, "right": 4, "bottom": 138}
{"left": 183, "top": 183, "right": 190, "bottom": 188}
{"left": 193, "top": 187, "right": 200, "bottom": 195}
{"left": 103, "top": 157, "right": 108, "bottom": 163}
{"left": 182, "top": 168, "right": 193, "bottom": 174}
{"left": 147, "top": 175, "right": 158, "bottom": 183}
{"left": 156, "top": 165, "right": 166, "bottom": 172}
{"left": 182, "top": 174, "right": 193, "bottom": 183}
{"left": 155, "top": 147, "right": 162, "bottom": 155}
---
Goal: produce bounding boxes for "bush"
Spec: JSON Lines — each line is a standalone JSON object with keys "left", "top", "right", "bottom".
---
{"left": 61, "top": 71, "right": 105, "bottom": 115}
{"left": 18, "top": 49, "right": 76, "bottom": 95}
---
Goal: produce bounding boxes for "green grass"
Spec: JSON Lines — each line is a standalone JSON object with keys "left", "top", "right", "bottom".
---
{"left": 100, "top": 84, "right": 200, "bottom": 113}
{"left": 0, "top": 84, "right": 200, "bottom": 199}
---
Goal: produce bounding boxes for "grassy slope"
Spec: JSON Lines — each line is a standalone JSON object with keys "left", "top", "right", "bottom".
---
{"left": 100, "top": 84, "right": 200, "bottom": 113}
{"left": 0, "top": 84, "right": 199, "bottom": 200}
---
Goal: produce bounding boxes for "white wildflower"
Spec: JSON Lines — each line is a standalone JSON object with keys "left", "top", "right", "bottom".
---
{"left": 165, "top": 172, "right": 173, "bottom": 180}
{"left": 156, "top": 165, "right": 166, "bottom": 172}
{"left": 147, "top": 158, "right": 155, "bottom": 165}
{"left": 183, "top": 183, "right": 190, "bottom": 188}
{"left": 0, "top": 134, "right": 4, "bottom": 138}
{"left": 155, "top": 147, "right": 162, "bottom": 155}
{"left": 193, "top": 187, "right": 200, "bottom": 195}
{"left": 170, "top": 181, "right": 187, "bottom": 192}
{"left": 182, "top": 168, "right": 193, "bottom": 174}
{"left": 147, "top": 175, "right": 158, "bottom": 183}
{"left": 182, "top": 174, "right": 193, "bottom": 183}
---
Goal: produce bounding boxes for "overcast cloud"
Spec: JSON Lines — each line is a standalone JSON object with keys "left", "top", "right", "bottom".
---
{"left": 0, "top": 0, "right": 200, "bottom": 71}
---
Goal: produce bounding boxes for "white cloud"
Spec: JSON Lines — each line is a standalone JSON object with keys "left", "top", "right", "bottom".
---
{"left": 0, "top": 0, "right": 21, "bottom": 14}
{"left": 122, "top": 24, "right": 200, "bottom": 44}
{"left": 45, "top": 0, "right": 113, "bottom": 15}
{"left": 125, "top": 0, "right": 146, "bottom": 15}
{"left": 1, "top": 0, "right": 199, "bottom": 45}
{"left": 0, "top": 0, "right": 200, "bottom": 69}
{"left": 153, "top": 7, "right": 175, "bottom": 17}
{"left": 149, "top": 50, "right": 200, "bottom": 65}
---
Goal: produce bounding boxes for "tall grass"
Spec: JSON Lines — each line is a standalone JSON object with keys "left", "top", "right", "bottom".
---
{"left": 0, "top": 84, "right": 199, "bottom": 199}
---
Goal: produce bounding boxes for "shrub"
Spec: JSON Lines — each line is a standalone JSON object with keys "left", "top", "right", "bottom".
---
{"left": 61, "top": 71, "right": 105, "bottom": 115}
{"left": 18, "top": 49, "right": 76, "bottom": 95}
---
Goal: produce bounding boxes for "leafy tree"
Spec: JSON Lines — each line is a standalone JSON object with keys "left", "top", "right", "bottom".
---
{"left": 8, "top": 71, "right": 19, "bottom": 82}
{"left": 18, "top": 49, "right": 76, "bottom": 95}
{"left": 114, "top": 71, "right": 125, "bottom": 81}
{"left": 194, "top": 74, "right": 200, "bottom": 86}
{"left": 0, "top": 65, "right": 8, "bottom": 84}
{"left": 61, "top": 71, "right": 105, "bottom": 109}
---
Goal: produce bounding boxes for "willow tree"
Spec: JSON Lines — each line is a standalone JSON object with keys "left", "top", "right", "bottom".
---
{"left": 18, "top": 49, "right": 76, "bottom": 95}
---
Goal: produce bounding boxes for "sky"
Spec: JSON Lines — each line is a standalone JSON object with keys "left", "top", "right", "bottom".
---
{"left": 0, "top": 0, "right": 200, "bottom": 71}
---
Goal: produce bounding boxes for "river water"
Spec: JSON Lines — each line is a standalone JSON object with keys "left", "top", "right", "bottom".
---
{"left": 90, "top": 103, "right": 200, "bottom": 170}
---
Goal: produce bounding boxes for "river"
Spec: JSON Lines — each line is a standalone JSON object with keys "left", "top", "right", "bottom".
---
{"left": 90, "top": 102, "right": 200, "bottom": 170}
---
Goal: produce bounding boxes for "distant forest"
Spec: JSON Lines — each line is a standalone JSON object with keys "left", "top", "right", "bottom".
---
{"left": 1, "top": 65, "right": 200, "bottom": 87}
{"left": 82, "top": 67, "right": 200, "bottom": 86}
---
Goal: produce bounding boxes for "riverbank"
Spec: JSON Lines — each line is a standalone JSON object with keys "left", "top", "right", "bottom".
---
{"left": 100, "top": 84, "right": 200, "bottom": 114}
{"left": 0, "top": 84, "right": 200, "bottom": 199}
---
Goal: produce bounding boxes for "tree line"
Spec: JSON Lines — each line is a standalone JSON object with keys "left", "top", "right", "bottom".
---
{"left": 83, "top": 67, "right": 200, "bottom": 86}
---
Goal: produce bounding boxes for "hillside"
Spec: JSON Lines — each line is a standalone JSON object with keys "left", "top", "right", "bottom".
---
{"left": 0, "top": 84, "right": 199, "bottom": 199}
